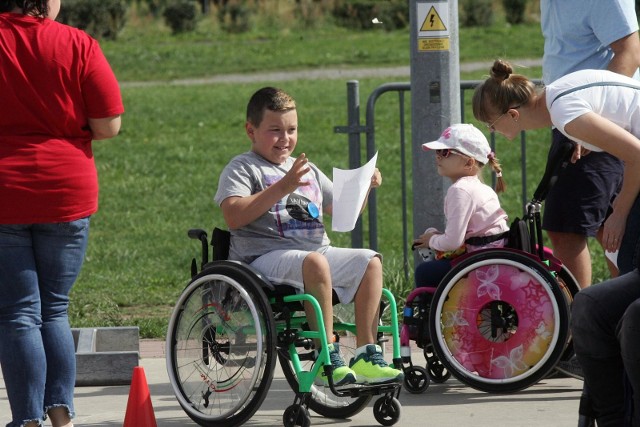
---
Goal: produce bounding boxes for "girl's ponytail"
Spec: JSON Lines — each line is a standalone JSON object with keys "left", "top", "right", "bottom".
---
{"left": 486, "top": 152, "right": 507, "bottom": 193}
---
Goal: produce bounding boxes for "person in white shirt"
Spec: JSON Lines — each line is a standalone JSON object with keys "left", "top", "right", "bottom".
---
{"left": 473, "top": 59, "right": 640, "bottom": 425}
{"left": 540, "top": 0, "right": 640, "bottom": 288}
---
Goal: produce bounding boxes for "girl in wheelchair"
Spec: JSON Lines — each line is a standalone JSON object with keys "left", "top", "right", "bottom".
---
{"left": 401, "top": 123, "right": 580, "bottom": 394}
{"left": 214, "top": 86, "right": 403, "bottom": 387}
{"left": 412, "top": 123, "right": 509, "bottom": 290}
{"left": 400, "top": 124, "right": 566, "bottom": 393}
{"left": 402, "top": 124, "right": 510, "bottom": 392}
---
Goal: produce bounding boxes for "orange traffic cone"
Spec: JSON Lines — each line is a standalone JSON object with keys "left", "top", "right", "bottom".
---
{"left": 123, "top": 366, "right": 158, "bottom": 427}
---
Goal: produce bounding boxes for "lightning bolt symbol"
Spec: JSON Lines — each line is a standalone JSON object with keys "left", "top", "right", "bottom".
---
{"left": 430, "top": 14, "right": 435, "bottom": 27}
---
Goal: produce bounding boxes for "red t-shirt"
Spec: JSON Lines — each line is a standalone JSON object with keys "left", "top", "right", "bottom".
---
{"left": 0, "top": 13, "right": 124, "bottom": 223}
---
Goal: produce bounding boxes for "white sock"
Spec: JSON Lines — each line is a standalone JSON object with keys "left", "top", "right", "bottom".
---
{"left": 355, "top": 344, "right": 370, "bottom": 357}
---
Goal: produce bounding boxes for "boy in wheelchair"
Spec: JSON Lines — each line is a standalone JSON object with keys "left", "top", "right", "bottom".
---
{"left": 213, "top": 86, "right": 403, "bottom": 387}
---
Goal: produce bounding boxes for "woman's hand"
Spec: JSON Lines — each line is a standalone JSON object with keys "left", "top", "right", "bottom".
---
{"left": 603, "top": 206, "right": 627, "bottom": 252}
{"left": 570, "top": 144, "right": 592, "bottom": 163}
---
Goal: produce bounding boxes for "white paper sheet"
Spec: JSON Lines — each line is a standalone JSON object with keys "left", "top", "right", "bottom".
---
{"left": 605, "top": 250, "right": 619, "bottom": 268}
{"left": 331, "top": 152, "right": 378, "bottom": 232}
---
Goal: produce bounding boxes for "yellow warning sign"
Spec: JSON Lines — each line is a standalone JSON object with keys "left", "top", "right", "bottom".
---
{"left": 418, "top": 38, "right": 450, "bottom": 51}
{"left": 421, "top": 6, "right": 447, "bottom": 31}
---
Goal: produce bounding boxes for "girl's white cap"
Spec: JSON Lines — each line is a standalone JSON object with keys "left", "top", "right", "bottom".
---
{"left": 422, "top": 123, "right": 491, "bottom": 164}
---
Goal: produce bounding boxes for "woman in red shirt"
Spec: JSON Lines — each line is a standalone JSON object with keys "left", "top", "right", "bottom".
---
{"left": 0, "top": 1, "right": 123, "bottom": 426}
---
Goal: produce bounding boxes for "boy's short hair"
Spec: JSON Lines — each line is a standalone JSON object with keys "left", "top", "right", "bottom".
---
{"left": 246, "top": 87, "right": 296, "bottom": 126}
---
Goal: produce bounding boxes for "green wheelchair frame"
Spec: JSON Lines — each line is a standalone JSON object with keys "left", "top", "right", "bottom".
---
{"left": 165, "top": 228, "right": 403, "bottom": 427}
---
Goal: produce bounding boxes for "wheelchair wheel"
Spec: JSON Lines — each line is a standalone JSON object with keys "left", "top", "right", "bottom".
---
{"left": 424, "top": 344, "right": 451, "bottom": 383}
{"left": 429, "top": 250, "right": 570, "bottom": 393}
{"left": 166, "top": 262, "right": 277, "bottom": 427}
{"left": 278, "top": 334, "right": 371, "bottom": 419}
{"left": 373, "top": 396, "right": 401, "bottom": 426}
{"left": 403, "top": 365, "right": 430, "bottom": 394}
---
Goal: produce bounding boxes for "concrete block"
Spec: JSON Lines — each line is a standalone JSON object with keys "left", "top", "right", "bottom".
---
{"left": 72, "top": 326, "right": 140, "bottom": 386}
{"left": 94, "top": 327, "right": 139, "bottom": 352}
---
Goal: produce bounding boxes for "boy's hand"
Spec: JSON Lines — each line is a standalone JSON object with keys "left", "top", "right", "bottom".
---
{"left": 280, "top": 153, "right": 311, "bottom": 193}
{"left": 371, "top": 168, "right": 382, "bottom": 188}
{"left": 221, "top": 153, "right": 312, "bottom": 230}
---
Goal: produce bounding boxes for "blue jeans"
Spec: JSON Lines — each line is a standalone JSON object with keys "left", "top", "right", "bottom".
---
{"left": 572, "top": 270, "right": 640, "bottom": 426}
{"left": 414, "top": 259, "right": 452, "bottom": 289}
{"left": 0, "top": 218, "right": 90, "bottom": 427}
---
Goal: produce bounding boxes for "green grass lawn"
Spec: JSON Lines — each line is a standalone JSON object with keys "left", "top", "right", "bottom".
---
{"left": 101, "top": 14, "right": 544, "bottom": 82}
{"left": 69, "top": 16, "right": 610, "bottom": 338}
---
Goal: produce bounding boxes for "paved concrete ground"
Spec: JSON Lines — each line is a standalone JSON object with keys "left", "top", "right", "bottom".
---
{"left": 1, "top": 339, "right": 584, "bottom": 427}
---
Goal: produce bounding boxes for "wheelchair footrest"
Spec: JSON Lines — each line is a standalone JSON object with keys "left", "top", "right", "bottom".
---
{"left": 331, "top": 381, "right": 401, "bottom": 398}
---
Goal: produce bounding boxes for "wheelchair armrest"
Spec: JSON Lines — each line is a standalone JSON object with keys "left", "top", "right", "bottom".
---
{"left": 188, "top": 228, "right": 209, "bottom": 269}
{"left": 188, "top": 228, "right": 207, "bottom": 241}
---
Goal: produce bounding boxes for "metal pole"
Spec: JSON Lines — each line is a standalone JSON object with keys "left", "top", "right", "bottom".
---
{"left": 410, "top": 0, "right": 461, "bottom": 267}
{"left": 346, "top": 81, "right": 364, "bottom": 248}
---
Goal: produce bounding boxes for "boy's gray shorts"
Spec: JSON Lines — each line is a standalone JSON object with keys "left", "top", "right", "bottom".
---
{"left": 249, "top": 246, "right": 380, "bottom": 304}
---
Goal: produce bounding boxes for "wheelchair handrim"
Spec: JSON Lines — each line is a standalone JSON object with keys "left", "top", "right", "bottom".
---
{"left": 166, "top": 273, "right": 268, "bottom": 420}
{"left": 432, "top": 257, "right": 564, "bottom": 385}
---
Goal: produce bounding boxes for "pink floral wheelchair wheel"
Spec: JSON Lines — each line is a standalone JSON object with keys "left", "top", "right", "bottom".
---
{"left": 429, "top": 250, "right": 570, "bottom": 393}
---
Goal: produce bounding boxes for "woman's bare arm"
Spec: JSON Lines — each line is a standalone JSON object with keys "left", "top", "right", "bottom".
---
{"left": 88, "top": 115, "right": 122, "bottom": 140}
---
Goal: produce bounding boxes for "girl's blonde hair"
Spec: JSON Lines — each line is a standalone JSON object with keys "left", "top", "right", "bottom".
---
{"left": 487, "top": 155, "right": 507, "bottom": 193}
{"left": 472, "top": 59, "right": 537, "bottom": 123}
{"left": 474, "top": 153, "right": 507, "bottom": 194}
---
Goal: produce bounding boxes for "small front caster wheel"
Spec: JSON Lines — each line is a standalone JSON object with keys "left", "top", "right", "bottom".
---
{"left": 403, "top": 365, "right": 430, "bottom": 394}
{"left": 283, "top": 405, "right": 311, "bottom": 427}
{"left": 373, "top": 396, "right": 401, "bottom": 426}
{"left": 425, "top": 345, "right": 451, "bottom": 383}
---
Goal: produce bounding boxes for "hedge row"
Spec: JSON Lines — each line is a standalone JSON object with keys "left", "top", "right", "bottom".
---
{"left": 58, "top": 0, "right": 534, "bottom": 40}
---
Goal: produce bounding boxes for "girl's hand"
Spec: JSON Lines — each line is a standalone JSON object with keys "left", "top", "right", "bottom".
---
{"left": 413, "top": 229, "right": 439, "bottom": 248}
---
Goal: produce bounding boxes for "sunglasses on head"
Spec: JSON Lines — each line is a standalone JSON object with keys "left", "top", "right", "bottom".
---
{"left": 436, "top": 149, "right": 466, "bottom": 158}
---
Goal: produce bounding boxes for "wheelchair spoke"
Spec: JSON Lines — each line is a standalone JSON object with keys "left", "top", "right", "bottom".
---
{"left": 167, "top": 266, "right": 277, "bottom": 426}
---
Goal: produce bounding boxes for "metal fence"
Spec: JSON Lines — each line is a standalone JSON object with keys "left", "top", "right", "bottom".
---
{"left": 335, "top": 79, "right": 545, "bottom": 279}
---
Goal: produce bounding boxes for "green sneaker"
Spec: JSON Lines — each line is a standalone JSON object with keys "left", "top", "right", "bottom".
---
{"left": 349, "top": 344, "right": 404, "bottom": 384}
{"left": 315, "top": 343, "right": 357, "bottom": 386}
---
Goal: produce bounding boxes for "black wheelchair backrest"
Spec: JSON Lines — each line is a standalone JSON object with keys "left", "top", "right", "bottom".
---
{"left": 212, "top": 227, "right": 231, "bottom": 261}
{"left": 506, "top": 217, "right": 533, "bottom": 253}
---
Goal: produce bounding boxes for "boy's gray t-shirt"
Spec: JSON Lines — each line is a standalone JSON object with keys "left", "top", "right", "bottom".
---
{"left": 214, "top": 151, "right": 333, "bottom": 263}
